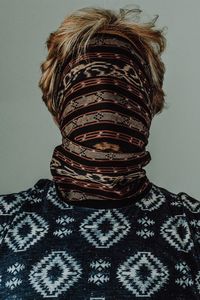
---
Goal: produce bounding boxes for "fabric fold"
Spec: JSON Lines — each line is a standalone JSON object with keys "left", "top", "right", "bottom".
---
{"left": 50, "top": 32, "right": 154, "bottom": 203}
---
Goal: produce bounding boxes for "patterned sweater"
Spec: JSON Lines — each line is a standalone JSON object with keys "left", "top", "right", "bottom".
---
{"left": 0, "top": 178, "right": 200, "bottom": 299}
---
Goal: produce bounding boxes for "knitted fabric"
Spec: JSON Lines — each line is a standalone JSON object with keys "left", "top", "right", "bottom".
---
{"left": 0, "top": 178, "right": 200, "bottom": 299}
{"left": 50, "top": 32, "right": 154, "bottom": 204}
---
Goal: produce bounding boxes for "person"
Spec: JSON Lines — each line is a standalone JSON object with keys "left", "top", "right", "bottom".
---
{"left": 0, "top": 5, "right": 199, "bottom": 300}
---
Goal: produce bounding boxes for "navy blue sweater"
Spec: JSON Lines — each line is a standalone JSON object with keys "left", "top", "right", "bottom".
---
{"left": 0, "top": 179, "right": 200, "bottom": 299}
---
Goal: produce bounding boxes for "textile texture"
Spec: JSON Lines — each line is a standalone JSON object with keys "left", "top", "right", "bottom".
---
{"left": 50, "top": 32, "right": 154, "bottom": 203}
{"left": 0, "top": 179, "right": 200, "bottom": 299}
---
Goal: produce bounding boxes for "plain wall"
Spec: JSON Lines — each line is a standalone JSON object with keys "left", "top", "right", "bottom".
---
{"left": 0, "top": 0, "right": 199, "bottom": 199}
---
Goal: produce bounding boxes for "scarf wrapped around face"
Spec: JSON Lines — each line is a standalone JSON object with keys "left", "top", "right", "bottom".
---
{"left": 50, "top": 32, "right": 154, "bottom": 202}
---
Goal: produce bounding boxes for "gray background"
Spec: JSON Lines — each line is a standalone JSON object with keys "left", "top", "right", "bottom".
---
{"left": 0, "top": 0, "right": 199, "bottom": 199}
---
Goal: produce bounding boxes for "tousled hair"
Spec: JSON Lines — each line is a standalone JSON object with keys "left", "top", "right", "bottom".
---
{"left": 38, "top": 5, "right": 168, "bottom": 119}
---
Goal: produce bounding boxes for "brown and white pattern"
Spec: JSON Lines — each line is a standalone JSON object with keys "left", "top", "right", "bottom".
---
{"left": 50, "top": 32, "right": 154, "bottom": 203}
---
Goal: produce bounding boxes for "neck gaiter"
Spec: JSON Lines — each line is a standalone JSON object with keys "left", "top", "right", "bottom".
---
{"left": 50, "top": 32, "right": 154, "bottom": 204}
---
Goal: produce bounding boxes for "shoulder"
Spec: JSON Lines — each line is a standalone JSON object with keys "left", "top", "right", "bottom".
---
{"left": 167, "top": 184, "right": 200, "bottom": 218}
{"left": 150, "top": 183, "right": 200, "bottom": 236}
{"left": 177, "top": 191, "right": 200, "bottom": 215}
{"left": 176, "top": 191, "right": 200, "bottom": 237}
{"left": 147, "top": 183, "right": 200, "bottom": 250}
{"left": 0, "top": 179, "right": 50, "bottom": 243}
{"left": 0, "top": 187, "right": 32, "bottom": 217}
{"left": 147, "top": 183, "right": 200, "bottom": 217}
{"left": 0, "top": 179, "right": 49, "bottom": 216}
{"left": 151, "top": 182, "right": 200, "bottom": 209}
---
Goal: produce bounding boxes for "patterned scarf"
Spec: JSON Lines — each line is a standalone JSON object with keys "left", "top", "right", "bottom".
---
{"left": 50, "top": 32, "right": 154, "bottom": 203}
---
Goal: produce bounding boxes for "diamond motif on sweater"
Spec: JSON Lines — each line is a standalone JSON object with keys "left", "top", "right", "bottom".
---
{"left": 4, "top": 212, "right": 49, "bottom": 252}
{"left": 116, "top": 251, "right": 169, "bottom": 297}
{"left": 160, "top": 214, "right": 194, "bottom": 252}
{"left": 29, "top": 250, "right": 82, "bottom": 297}
{"left": 79, "top": 210, "right": 131, "bottom": 248}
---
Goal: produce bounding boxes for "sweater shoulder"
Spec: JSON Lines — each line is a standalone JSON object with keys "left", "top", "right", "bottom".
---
{"left": 177, "top": 191, "right": 200, "bottom": 215}
{"left": 0, "top": 179, "right": 50, "bottom": 216}
{"left": 0, "top": 179, "right": 50, "bottom": 245}
{"left": 0, "top": 187, "right": 33, "bottom": 217}
{"left": 149, "top": 183, "right": 200, "bottom": 216}
{"left": 0, "top": 185, "right": 34, "bottom": 246}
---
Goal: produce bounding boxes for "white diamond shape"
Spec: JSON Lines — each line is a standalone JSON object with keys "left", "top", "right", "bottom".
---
{"left": 160, "top": 215, "right": 194, "bottom": 252}
{"left": 116, "top": 251, "right": 169, "bottom": 297}
{"left": 5, "top": 212, "right": 48, "bottom": 252}
{"left": 79, "top": 210, "right": 131, "bottom": 248}
{"left": 29, "top": 251, "right": 82, "bottom": 297}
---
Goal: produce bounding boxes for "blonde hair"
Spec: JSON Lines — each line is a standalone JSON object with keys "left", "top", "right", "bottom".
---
{"left": 38, "top": 5, "right": 167, "bottom": 119}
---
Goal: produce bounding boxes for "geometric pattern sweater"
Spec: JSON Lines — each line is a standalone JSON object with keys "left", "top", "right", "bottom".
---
{"left": 0, "top": 178, "right": 200, "bottom": 299}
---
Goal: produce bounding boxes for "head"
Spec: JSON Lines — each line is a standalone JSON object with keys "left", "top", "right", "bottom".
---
{"left": 45, "top": 6, "right": 168, "bottom": 200}
{"left": 39, "top": 5, "right": 167, "bottom": 131}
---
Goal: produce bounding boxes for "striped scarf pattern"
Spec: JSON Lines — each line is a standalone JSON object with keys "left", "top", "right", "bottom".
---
{"left": 50, "top": 32, "right": 154, "bottom": 202}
